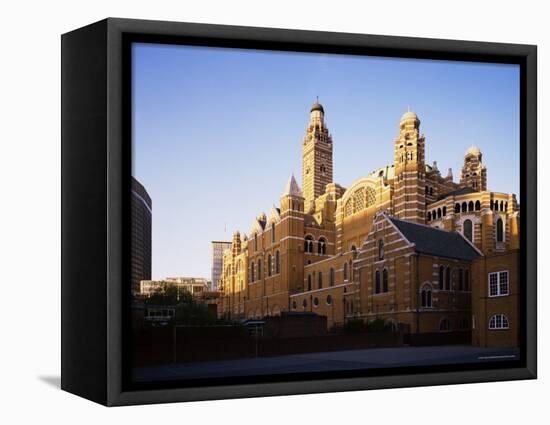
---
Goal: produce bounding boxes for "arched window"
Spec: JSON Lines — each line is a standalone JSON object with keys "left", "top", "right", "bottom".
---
{"left": 271, "top": 222, "right": 275, "bottom": 244}
{"left": 349, "top": 260, "right": 354, "bottom": 280}
{"left": 343, "top": 262, "right": 348, "bottom": 281}
{"left": 496, "top": 218, "right": 504, "bottom": 242}
{"left": 267, "top": 255, "right": 272, "bottom": 277}
{"left": 304, "top": 235, "right": 314, "bottom": 253}
{"left": 326, "top": 295, "right": 332, "bottom": 305}
{"left": 500, "top": 201, "right": 504, "bottom": 211}
{"left": 489, "top": 314, "right": 509, "bottom": 329}
{"left": 427, "top": 211, "right": 431, "bottom": 221}
{"left": 318, "top": 271, "right": 323, "bottom": 289}
{"left": 375, "top": 270, "right": 381, "bottom": 294}
{"left": 257, "top": 259, "right": 262, "bottom": 280}
{"left": 250, "top": 261, "right": 255, "bottom": 282}
{"left": 329, "top": 268, "right": 335, "bottom": 287}
{"left": 439, "top": 266, "right": 444, "bottom": 290}
{"left": 320, "top": 164, "right": 326, "bottom": 174}
{"left": 455, "top": 203, "right": 460, "bottom": 213}
{"left": 307, "top": 274, "right": 312, "bottom": 291}
{"left": 313, "top": 297, "right": 319, "bottom": 307}
{"left": 425, "top": 186, "right": 429, "bottom": 195}
{"left": 443, "top": 206, "right": 447, "bottom": 216}
{"left": 490, "top": 200, "right": 494, "bottom": 210}
{"left": 445, "top": 267, "right": 451, "bottom": 291}
{"left": 318, "top": 238, "right": 327, "bottom": 255}
{"left": 439, "top": 318, "right": 451, "bottom": 332}
{"left": 461, "top": 202, "right": 467, "bottom": 213}
{"left": 437, "top": 208, "right": 442, "bottom": 219}
{"left": 430, "top": 187, "right": 434, "bottom": 196}
{"left": 463, "top": 219, "right": 473, "bottom": 242}
{"left": 350, "top": 245, "right": 357, "bottom": 255}
{"left": 378, "top": 239, "right": 384, "bottom": 260}
{"left": 468, "top": 201, "right": 474, "bottom": 212}
{"left": 505, "top": 202, "right": 508, "bottom": 211}
{"left": 382, "top": 269, "right": 388, "bottom": 293}
{"left": 254, "top": 233, "right": 258, "bottom": 251}
{"left": 464, "top": 269, "right": 470, "bottom": 291}
{"left": 275, "top": 250, "right": 280, "bottom": 274}
{"left": 458, "top": 268, "right": 464, "bottom": 291}
{"left": 475, "top": 200, "right": 481, "bottom": 211}
{"left": 421, "top": 285, "right": 432, "bottom": 308}
{"left": 302, "top": 299, "right": 308, "bottom": 309}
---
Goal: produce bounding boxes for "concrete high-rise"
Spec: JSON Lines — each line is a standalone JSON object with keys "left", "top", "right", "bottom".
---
{"left": 131, "top": 177, "right": 152, "bottom": 295}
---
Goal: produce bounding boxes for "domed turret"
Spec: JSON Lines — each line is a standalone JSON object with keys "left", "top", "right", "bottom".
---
{"left": 310, "top": 100, "right": 324, "bottom": 114}
{"left": 400, "top": 110, "right": 420, "bottom": 125}
{"left": 465, "top": 145, "right": 481, "bottom": 157}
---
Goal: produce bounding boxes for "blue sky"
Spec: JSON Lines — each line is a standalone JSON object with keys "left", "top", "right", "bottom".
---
{"left": 132, "top": 43, "right": 520, "bottom": 280}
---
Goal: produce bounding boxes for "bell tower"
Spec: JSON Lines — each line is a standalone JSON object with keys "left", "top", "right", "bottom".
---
{"left": 460, "top": 146, "right": 487, "bottom": 191}
{"left": 393, "top": 110, "right": 426, "bottom": 223}
{"left": 302, "top": 99, "right": 333, "bottom": 211}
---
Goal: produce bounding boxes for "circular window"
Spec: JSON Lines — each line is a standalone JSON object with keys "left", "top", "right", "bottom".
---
{"left": 302, "top": 299, "right": 307, "bottom": 308}
{"left": 326, "top": 295, "right": 332, "bottom": 305}
{"left": 313, "top": 297, "right": 319, "bottom": 307}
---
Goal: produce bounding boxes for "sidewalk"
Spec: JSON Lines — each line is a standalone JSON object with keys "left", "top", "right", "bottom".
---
{"left": 133, "top": 345, "right": 519, "bottom": 382}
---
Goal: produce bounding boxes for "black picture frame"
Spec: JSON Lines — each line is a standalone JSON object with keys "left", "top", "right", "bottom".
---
{"left": 61, "top": 17, "right": 537, "bottom": 406}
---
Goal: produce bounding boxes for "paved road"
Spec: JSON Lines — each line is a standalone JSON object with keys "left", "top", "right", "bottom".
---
{"left": 133, "top": 345, "right": 519, "bottom": 382}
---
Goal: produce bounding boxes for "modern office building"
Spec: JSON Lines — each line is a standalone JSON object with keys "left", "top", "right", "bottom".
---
{"left": 211, "top": 241, "right": 232, "bottom": 290}
{"left": 131, "top": 177, "right": 152, "bottom": 295}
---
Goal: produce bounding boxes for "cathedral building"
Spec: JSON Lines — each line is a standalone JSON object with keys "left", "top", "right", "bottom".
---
{"left": 217, "top": 102, "right": 520, "bottom": 348}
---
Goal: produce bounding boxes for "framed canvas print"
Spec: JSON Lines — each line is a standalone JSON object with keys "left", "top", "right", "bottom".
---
{"left": 61, "top": 18, "right": 537, "bottom": 406}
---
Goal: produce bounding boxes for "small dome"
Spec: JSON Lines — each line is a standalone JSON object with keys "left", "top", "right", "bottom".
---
{"left": 310, "top": 101, "right": 324, "bottom": 113}
{"left": 400, "top": 110, "right": 419, "bottom": 122}
{"left": 466, "top": 145, "right": 481, "bottom": 156}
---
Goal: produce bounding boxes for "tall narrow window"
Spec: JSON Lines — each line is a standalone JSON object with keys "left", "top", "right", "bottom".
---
{"left": 271, "top": 222, "right": 275, "bottom": 244}
{"left": 329, "top": 268, "right": 335, "bottom": 287}
{"left": 349, "top": 260, "right": 354, "bottom": 280}
{"left": 318, "top": 271, "right": 323, "bottom": 289}
{"left": 464, "top": 269, "right": 470, "bottom": 291}
{"left": 254, "top": 233, "right": 258, "bottom": 251}
{"left": 378, "top": 239, "right": 384, "bottom": 260}
{"left": 250, "top": 261, "right": 255, "bottom": 282}
{"left": 496, "top": 218, "right": 504, "bottom": 242}
{"left": 304, "top": 235, "right": 314, "bottom": 253}
{"left": 421, "top": 285, "right": 432, "bottom": 308}
{"left": 275, "top": 250, "right": 280, "bottom": 274}
{"left": 318, "top": 238, "right": 327, "bottom": 255}
{"left": 439, "top": 266, "right": 444, "bottom": 290}
{"left": 343, "top": 262, "right": 348, "bottom": 281}
{"left": 307, "top": 274, "right": 312, "bottom": 291}
{"left": 445, "top": 267, "right": 451, "bottom": 290}
{"left": 257, "top": 259, "right": 262, "bottom": 280}
{"left": 458, "top": 268, "right": 464, "bottom": 291}
{"left": 375, "top": 270, "right": 381, "bottom": 294}
{"left": 463, "top": 219, "right": 473, "bottom": 242}
{"left": 382, "top": 269, "right": 388, "bottom": 292}
{"left": 267, "top": 255, "right": 272, "bottom": 277}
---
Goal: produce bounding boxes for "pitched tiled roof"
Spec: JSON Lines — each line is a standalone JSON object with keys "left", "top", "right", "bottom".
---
{"left": 388, "top": 216, "right": 481, "bottom": 261}
{"left": 437, "top": 186, "right": 477, "bottom": 201}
